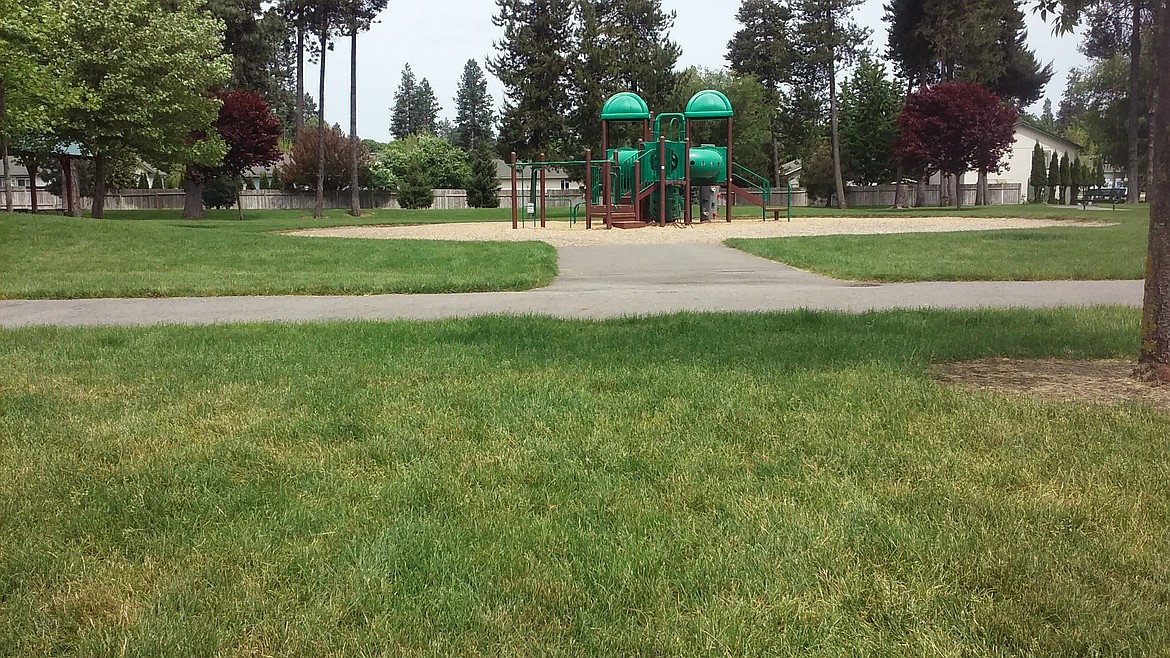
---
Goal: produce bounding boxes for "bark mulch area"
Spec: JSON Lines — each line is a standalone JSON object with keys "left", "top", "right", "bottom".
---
{"left": 932, "top": 358, "right": 1170, "bottom": 410}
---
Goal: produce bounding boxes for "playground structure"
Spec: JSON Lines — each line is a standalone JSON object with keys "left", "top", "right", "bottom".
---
{"left": 510, "top": 90, "right": 789, "bottom": 229}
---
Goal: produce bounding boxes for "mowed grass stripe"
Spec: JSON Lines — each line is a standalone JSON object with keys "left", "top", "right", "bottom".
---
{"left": 726, "top": 205, "right": 1148, "bottom": 282}
{"left": 0, "top": 212, "right": 557, "bottom": 298}
{"left": 1, "top": 309, "right": 1167, "bottom": 656}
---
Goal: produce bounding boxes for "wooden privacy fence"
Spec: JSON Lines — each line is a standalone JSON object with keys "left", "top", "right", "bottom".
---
{"left": 844, "top": 183, "right": 1022, "bottom": 207}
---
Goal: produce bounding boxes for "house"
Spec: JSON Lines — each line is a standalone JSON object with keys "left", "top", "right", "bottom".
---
{"left": 494, "top": 159, "right": 576, "bottom": 194}
{"left": 928, "top": 121, "right": 1082, "bottom": 204}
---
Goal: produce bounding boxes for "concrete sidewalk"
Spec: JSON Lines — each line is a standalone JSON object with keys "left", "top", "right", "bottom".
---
{"left": 0, "top": 244, "right": 1144, "bottom": 328}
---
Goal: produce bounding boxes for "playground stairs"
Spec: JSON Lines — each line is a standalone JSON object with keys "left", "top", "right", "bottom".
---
{"left": 602, "top": 204, "right": 647, "bottom": 229}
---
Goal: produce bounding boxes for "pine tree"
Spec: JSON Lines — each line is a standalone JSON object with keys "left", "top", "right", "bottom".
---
{"left": 792, "top": 0, "right": 869, "bottom": 209}
{"left": 489, "top": 0, "right": 576, "bottom": 159}
{"left": 1029, "top": 143, "right": 1048, "bottom": 202}
{"left": 838, "top": 54, "right": 900, "bottom": 185}
{"left": 727, "top": 0, "right": 795, "bottom": 185}
{"left": 1059, "top": 151, "right": 1071, "bottom": 203}
{"left": 1071, "top": 155, "right": 1084, "bottom": 203}
{"left": 1047, "top": 152, "right": 1060, "bottom": 204}
{"left": 137, "top": 172, "right": 150, "bottom": 189}
{"left": 259, "top": 170, "right": 270, "bottom": 188}
{"left": 391, "top": 64, "right": 417, "bottom": 139}
{"left": 411, "top": 78, "right": 440, "bottom": 136}
{"left": 1094, "top": 157, "right": 1106, "bottom": 187}
{"left": 454, "top": 59, "right": 496, "bottom": 151}
{"left": 396, "top": 159, "right": 434, "bottom": 209}
{"left": 570, "top": 0, "right": 681, "bottom": 152}
{"left": 465, "top": 145, "right": 501, "bottom": 208}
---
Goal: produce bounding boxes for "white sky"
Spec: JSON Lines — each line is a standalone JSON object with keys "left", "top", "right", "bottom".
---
{"left": 318, "top": 0, "right": 1085, "bottom": 143}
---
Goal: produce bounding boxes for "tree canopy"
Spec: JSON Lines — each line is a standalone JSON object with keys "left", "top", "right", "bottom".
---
{"left": 895, "top": 81, "right": 1018, "bottom": 208}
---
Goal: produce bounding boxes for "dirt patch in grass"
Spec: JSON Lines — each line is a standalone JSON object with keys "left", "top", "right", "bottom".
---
{"left": 933, "top": 358, "right": 1170, "bottom": 409}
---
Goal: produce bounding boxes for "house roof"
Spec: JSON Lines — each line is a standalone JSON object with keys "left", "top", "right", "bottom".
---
{"left": 493, "top": 159, "right": 570, "bottom": 180}
{"left": 1015, "top": 121, "right": 1083, "bottom": 151}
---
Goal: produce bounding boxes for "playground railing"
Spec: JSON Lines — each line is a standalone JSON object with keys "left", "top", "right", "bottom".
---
{"left": 732, "top": 162, "right": 772, "bottom": 206}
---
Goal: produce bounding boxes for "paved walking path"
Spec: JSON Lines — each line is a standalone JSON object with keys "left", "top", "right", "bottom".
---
{"left": 0, "top": 244, "right": 1143, "bottom": 328}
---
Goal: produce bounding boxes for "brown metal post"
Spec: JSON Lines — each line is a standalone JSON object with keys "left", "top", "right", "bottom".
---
{"left": 604, "top": 155, "right": 612, "bottom": 229}
{"left": 539, "top": 153, "right": 547, "bottom": 228}
{"left": 726, "top": 117, "right": 735, "bottom": 221}
{"left": 634, "top": 139, "right": 643, "bottom": 222}
{"left": 684, "top": 137, "right": 692, "bottom": 225}
{"left": 585, "top": 148, "right": 592, "bottom": 229}
{"left": 658, "top": 136, "right": 666, "bottom": 227}
{"left": 511, "top": 151, "right": 518, "bottom": 229}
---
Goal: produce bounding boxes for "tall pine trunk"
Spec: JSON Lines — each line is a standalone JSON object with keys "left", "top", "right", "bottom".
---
{"left": 315, "top": 17, "right": 327, "bottom": 220}
{"left": 829, "top": 50, "right": 847, "bottom": 209}
{"left": 1, "top": 78, "right": 11, "bottom": 213}
{"left": 349, "top": 28, "right": 360, "bottom": 218}
{"left": 1139, "top": 0, "right": 1170, "bottom": 377}
{"left": 1128, "top": 0, "right": 1144, "bottom": 204}
{"left": 296, "top": 9, "right": 305, "bottom": 142}
{"left": 91, "top": 154, "right": 107, "bottom": 218}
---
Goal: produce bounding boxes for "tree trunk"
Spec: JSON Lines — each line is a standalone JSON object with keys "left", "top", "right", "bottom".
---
{"left": 315, "top": 19, "right": 327, "bottom": 219}
{"left": 1128, "top": 0, "right": 1144, "bottom": 204}
{"left": 60, "top": 156, "right": 79, "bottom": 217}
{"left": 771, "top": 134, "right": 781, "bottom": 187}
{"left": 914, "top": 177, "right": 925, "bottom": 207}
{"left": 183, "top": 174, "right": 204, "bottom": 219}
{"left": 1139, "top": 0, "right": 1170, "bottom": 377}
{"left": 1, "top": 77, "right": 11, "bottom": 213}
{"left": 92, "top": 154, "right": 107, "bottom": 218}
{"left": 829, "top": 51, "right": 847, "bottom": 210}
{"left": 296, "top": 10, "right": 305, "bottom": 142}
{"left": 955, "top": 172, "right": 963, "bottom": 210}
{"left": 976, "top": 170, "right": 988, "bottom": 206}
{"left": 940, "top": 174, "right": 951, "bottom": 207}
{"left": 349, "top": 29, "right": 361, "bottom": 218}
{"left": 29, "top": 163, "right": 38, "bottom": 213}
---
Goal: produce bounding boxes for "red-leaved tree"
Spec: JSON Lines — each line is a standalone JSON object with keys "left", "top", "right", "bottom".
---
{"left": 183, "top": 90, "right": 282, "bottom": 219}
{"left": 895, "top": 81, "right": 1018, "bottom": 209}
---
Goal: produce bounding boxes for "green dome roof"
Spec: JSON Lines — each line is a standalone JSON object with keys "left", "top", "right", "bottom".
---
{"left": 601, "top": 92, "right": 651, "bottom": 121}
{"left": 685, "top": 90, "right": 734, "bottom": 119}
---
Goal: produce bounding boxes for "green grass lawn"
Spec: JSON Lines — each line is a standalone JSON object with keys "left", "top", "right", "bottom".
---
{"left": 2, "top": 309, "right": 1167, "bottom": 656}
{"left": 727, "top": 205, "right": 1149, "bottom": 281}
{"left": 0, "top": 210, "right": 558, "bottom": 299}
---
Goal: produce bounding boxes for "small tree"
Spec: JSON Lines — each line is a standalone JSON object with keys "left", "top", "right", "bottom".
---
{"left": 1029, "top": 143, "right": 1047, "bottom": 203}
{"left": 258, "top": 171, "right": 270, "bottom": 189}
{"left": 1047, "top": 152, "right": 1060, "bottom": 204}
{"left": 838, "top": 55, "right": 900, "bottom": 186}
{"left": 136, "top": 172, "right": 149, "bottom": 189}
{"left": 1070, "top": 156, "right": 1084, "bottom": 203}
{"left": 1059, "top": 152, "right": 1071, "bottom": 204}
{"left": 282, "top": 123, "right": 370, "bottom": 191}
{"left": 396, "top": 160, "right": 433, "bottom": 209}
{"left": 895, "top": 81, "right": 1017, "bottom": 210}
{"left": 464, "top": 144, "right": 500, "bottom": 208}
{"left": 201, "top": 173, "right": 239, "bottom": 209}
{"left": 1094, "top": 158, "right": 1106, "bottom": 187}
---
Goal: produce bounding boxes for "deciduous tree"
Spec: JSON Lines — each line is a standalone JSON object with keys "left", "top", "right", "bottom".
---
{"left": 895, "top": 81, "right": 1017, "bottom": 209}
{"left": 279, "top": 122, "right": 370, "bottom": 191}
{"left": 51, "top": 0, "right": 230, "bottom": 218}
{"left": 185, "top": 90, "right": 282, "bottom": 219}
